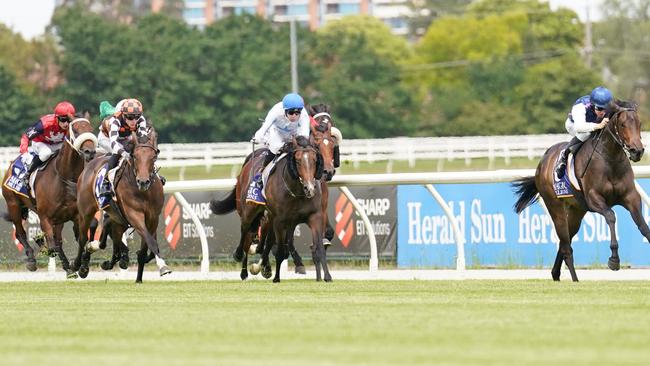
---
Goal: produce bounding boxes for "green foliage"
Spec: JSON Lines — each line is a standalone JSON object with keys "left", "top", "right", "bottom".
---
{"left": 0, "top": 65, "right": 37, "bottom": 146}
{"left": 308, "top": 29, "right": 415, "bottom": 138}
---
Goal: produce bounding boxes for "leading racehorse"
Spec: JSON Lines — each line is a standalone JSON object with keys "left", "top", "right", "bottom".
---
{"left": 211, "top": 136, "right": 330, "bottom": 282}
{"left": 75, "top": 128, "right": 170, "bottom": 282}
{"left": 2, "top": 118, "right": 97, "bottom": 276}
{"left": 513, "top": 100, "right": 648, "bottom": 281}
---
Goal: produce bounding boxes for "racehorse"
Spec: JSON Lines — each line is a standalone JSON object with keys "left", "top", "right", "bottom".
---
{"left": 1, "top": 118, "right": 97, "bottom": 276}
{"left": 211, "top": 136, "right": 330, "bottom": 282}
{"left": 251, "top": 104, "right": 342, "bottom": 276}
{"left": 513, "top": 100, "right": 647, "bottom": 281}
{"left": 75, "top": 128, "right": 170, "bottom": 282}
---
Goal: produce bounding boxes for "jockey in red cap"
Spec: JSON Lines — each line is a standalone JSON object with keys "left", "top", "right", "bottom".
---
{"left": 19, "top": 101, "right": 76, "bottom": 187}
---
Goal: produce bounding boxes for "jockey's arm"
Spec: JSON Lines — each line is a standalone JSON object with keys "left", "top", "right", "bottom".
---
{"left": 571, "top": 104, "right": 599, "bottom": 133}
{"left": 20, "top": 120, "right": 45, "bottom": 153}
{"left": 136, "top": 116, "right": 148, "bottom": 137}
{"left": 254, "top": 102, "right": 283, "bottom": 141}
{"left": 108, "top": 118, "right": 126, "bottom": 155}
{"left": 297, "top": 109, "right": 310, "bottom": 138}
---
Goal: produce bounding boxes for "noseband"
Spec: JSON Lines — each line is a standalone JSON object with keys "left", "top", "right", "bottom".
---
{"left": 67, "top": 118, "right": 98, "bottom": 154}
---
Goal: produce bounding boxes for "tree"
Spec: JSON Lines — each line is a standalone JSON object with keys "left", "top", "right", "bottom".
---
{"left": 0, "top": 65, "right": 38, "bottom": 146}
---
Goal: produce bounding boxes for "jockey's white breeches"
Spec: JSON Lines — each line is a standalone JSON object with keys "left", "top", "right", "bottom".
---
{"left": 263, "top": 128, "right": 303, "bottom": 155}
{"left": 97, "top": 132, "right": 111, "bottom": 154}
{"left": 31, "top": 141, "right": 63, "bottom": 161}
{"left": 565, "top": 118, "right": 591, "bottom": 142}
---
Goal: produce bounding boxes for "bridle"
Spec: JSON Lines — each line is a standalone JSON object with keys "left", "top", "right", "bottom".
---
{"left": 66, "top": 118, "right": 98, "bottom": 154}
{"left": 130, "top": 142, "right": 159, "bottom": 183}
{"left": 282, "top": 145, "right": 319, "bottom": 198}
{"left": 604, "top": 108, "right": 636, "bottom": 159}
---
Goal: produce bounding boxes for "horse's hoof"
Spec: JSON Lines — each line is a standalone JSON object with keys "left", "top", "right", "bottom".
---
{"left": 118, "top": 257, "right": 129, "bottom": 270}
{"left": 26, "top": 260, "right": 37, "bottom": 272}
{"left": 272, "top": 278, "right": 280, "bottom": 283}
{"left": 249, "top": 263, "right": 260, "bottom": 275}
{"left": 78, "top": 266, "right": 89, "bottom": 279}
{"left": 100, "top": 261, "right": 113, "bottom": 271}
{"left": 324, "top": 274, "right": 332, "bottom": 282}
{"left": 294, "top": 265, "right": 306, "bottom": 274}
{"left": 261, "top": 266, "right": 272, "bottom": 279}
{"left": 240, "top": 269, "right": 248, "bottom": 281}
{"left": 85, "top": 241, "right": 101, "bottom": 254}
{"left": 232, "top": 250, "right": 244, "bottom": 263}
{"left": 66, "top": 271, "right": 78, "bottom": 279}
{"left": 248, "top": 244, "right": 257, "bottom": 255}
{"left": 70, "top": 262, "right": 79, "bottom": 272}
{"left": 159, "top": 266, "right": 172, "bottom": 277}
{"left": 47, "top": 249, "right": 57, "bottom": 258}
{"left": 608, "top": 257, "right": 620, "bottom": 271}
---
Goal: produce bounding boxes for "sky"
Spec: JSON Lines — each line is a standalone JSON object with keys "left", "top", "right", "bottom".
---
{"left": 0, "top": 0, "right": 603, "bottom": 40}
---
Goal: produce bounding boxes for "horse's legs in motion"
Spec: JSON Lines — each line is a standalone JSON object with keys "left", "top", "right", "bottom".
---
{"left": 8, "top": 202, "right": 36, "bottom": 271}
{"left": 623, "top": 190, "right": 650, "bottom": 253}
{"left": 41, "top": 218, "right": 73, "bottom": 276}
{"left": 54, "top": 223, "right": 76, "bottom": 278}
{"left": 288, "top": 234, "right": 306, "bottom": 274}
{"left": 128, "top": 211, "right": 170, "bottom": 283}
{"left": 588, "top": 193, "right": 621, "bottom": 271}
{"left": 272, "top": 221, "right": 291, "bottom": 283}
{"left": 260, "top": 227, "right": 274, "bottom": 279}
{"left": 309, "top": 213, "right": 330, "bottom": 282}
{"left": 101, "top": 223, "right": 126, "bottom": 271}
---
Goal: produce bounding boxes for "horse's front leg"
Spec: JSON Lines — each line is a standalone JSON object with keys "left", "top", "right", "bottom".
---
{"left": 309, "top": 213, "right": 330, "bottom": 282}
{"left": 54, "top": 223, "right": 77, "bottom": 278}
{"left": 288, "top": 234, "right": 306, "bottom": 274}
{"left": 588, "top": 192, "right": 620, "bottom": 272}
{"left": 272, "top": 221, "right": 290, "bottom": 283}
{"left": 40, "top": 218, "right": 71, "bottom": 275}
{"left": 125, "top": 210, "right": 170, "bottom": 282}
{"left": 623, "top": 189, "right": 650, "bottom": 243}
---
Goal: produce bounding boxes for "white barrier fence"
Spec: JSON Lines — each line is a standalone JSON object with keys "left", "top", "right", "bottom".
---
{"left": 165, "top": 166, "right": 650, "bottom": 274}
{"left": 5, "top": 133, "right": 649, "bottom": 172}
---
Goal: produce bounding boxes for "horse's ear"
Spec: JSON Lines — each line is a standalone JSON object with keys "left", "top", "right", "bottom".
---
{"left": 83, "top": 111, "right": 91, "bottom": 120}
{"left": 307, "top": 104, "right": 315, "bottom": 116}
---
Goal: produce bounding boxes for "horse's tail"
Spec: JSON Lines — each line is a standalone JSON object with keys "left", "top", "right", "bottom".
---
{"left": 210, "top": 187, "right": 236, "bottom": 215}
{"left": 512, "top": 176, "right": 539, "bottom": 214}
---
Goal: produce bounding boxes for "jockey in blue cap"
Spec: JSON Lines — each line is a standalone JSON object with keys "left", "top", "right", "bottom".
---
{"left": 555, "top": 86, "right": 612, "bottom": 178}
{"left": 247, "top": 93, "right": 310, "bottom": 205}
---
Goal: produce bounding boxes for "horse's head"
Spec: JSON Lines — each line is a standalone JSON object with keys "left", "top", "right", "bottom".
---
{"left": 608, "top": 100, "right": 644, "bottom": 162}
{"left": 131, "top": 127, "right": 159, "bottom": 191}
{"left": 68, "top": 118, "right": 97, "bottom": 161}
{"left": 308, "top": 104, "right": 342, "bottom": 181}
{"left": 287, "top": 136, "right": 323, "bottom": 198}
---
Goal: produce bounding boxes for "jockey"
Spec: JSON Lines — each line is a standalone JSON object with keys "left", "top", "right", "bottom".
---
{"left": 19, "top": 101, "right": 76, "bottom": 186}
{"left": 555, "top": 86, "right": 612, "bottom": 178}
{"left": 98, "top": 98, "right": 149, "bottom": 198}
{"left": 247, "top": 93, "right": 310, "bottom": 205}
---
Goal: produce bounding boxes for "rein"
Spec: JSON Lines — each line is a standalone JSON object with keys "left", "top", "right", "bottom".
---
{"left": 280, "top": 146, "right": 319, "bottom": 198}
{"left": 580, "top": 108, "right": 635, "bottom": 178}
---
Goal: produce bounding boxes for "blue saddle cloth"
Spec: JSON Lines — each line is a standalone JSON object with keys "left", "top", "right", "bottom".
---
{"left": 94, "top": 164, "right": 112, "bottom": 210}
{"left": 2, "top": 154, "right": 34, "bottom": 197}
{"left": 553, "top": 154, "right": 577, "bottom": 198}
{"left": 246, "top": 173, "right": 266, "bottom": 205}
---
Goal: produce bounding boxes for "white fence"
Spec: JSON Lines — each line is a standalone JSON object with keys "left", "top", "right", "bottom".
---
{"left": 163, "top": 166, "right": 650, "bottom": 274}
{"left": 6, "top": 133, "right": 649, "bottom": 172}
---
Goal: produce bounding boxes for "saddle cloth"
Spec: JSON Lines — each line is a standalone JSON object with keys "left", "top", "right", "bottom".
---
{"left": 3, "top": 153, "right": 47, "bottom": 198}
{"left": 93, "top": 157, "right": 127, "bottom": 209}
{"left": 553, "top": 153, "right": 581, "bottom": 198}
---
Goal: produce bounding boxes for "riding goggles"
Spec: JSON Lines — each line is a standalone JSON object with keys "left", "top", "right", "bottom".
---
{"left": 124, "top": 114, "right": 141, "bottom": 120}
{"left": 285, "top": 108, "right": 302, "bottom": 116}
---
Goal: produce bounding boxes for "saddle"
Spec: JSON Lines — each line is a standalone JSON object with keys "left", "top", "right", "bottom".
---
{"left": 553, "top": 153, "right": 581, "bottom": 198}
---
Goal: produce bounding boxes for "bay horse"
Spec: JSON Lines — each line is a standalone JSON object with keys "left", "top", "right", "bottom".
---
{"left": 211, "top": 136, "right": 330, "bottom": 282}
{"left": 252, "top": 104, "right": 342, "bottom": 276}
{"left": 513, "top": 100, "right": 647, "bottom": 281}
{"left": 75, "top": 128, "right": 170, "bottom": 282}
{"left": 1, "top": 118, "right": 97, "bottom": 276}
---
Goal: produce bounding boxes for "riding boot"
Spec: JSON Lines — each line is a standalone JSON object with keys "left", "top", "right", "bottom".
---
{"left": 246, "top": 151, "right": 275, "bottom": 205}
{"left": 99, "top": 154, "right": 120, "bottom": 198}
{"left": 555, "top": 137, "right": 581, "bottom": 179}
{"left": 21, "top": 156, "right": 43, "bottom": 187}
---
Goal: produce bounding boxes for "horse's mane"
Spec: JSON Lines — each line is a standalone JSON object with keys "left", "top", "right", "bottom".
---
{"left": 614, "top": 99, "right": 638, "bottom": 111}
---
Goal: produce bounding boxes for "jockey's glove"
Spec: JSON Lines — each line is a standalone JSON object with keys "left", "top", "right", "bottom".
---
{"left": 250, "top": 137, "right": 259, "bottom": 144}
{"left": 121, "top": 151, "right": 130, "bottom": 160}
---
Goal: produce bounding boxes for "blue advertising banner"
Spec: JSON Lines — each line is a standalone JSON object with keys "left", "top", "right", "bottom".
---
{"left": 397, "top": 179, "right": 650, "bottom": 268}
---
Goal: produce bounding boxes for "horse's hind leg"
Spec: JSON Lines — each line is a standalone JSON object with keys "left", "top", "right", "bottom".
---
{"left": 564, "top": 207, "right": 586, "bottom": 281}
{"left": 547, "top": 201, "right": 572, "bottom": 281}
{"left": 9, "top": 204, "right": 36, "bottom": 271}
{"left": 309, "top": 213, "right": 330, "bottom": 282}
{"left": 272, "top": 222, "right": 291, "bottom": 283}
{"left": 54, "top": 223, "right": 76, "bottom": 278}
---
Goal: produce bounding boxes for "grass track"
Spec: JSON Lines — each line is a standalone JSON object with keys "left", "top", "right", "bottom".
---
{"left": 1, "top": 280, "right": 650, "bottom": 366}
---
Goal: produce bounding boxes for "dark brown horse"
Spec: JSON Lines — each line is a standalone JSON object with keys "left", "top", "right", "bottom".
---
{"left": 75, "top": 128, "right": 170, "bottom": 282}
{"left": 1, "top": 118, "right": 97, "bottom": 276}
{"left": 513, "top": 100, "right": 647, "bottom": 281}
{"left": 252, "top": 104, "right": 342, "bottom": 276}
{"left": 211, "top": 136, "right": 329, "bottom": 282}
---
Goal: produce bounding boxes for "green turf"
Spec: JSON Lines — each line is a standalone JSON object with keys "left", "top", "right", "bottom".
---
{"left": 1, "top": 280, "right": 650, "bottom": 366}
